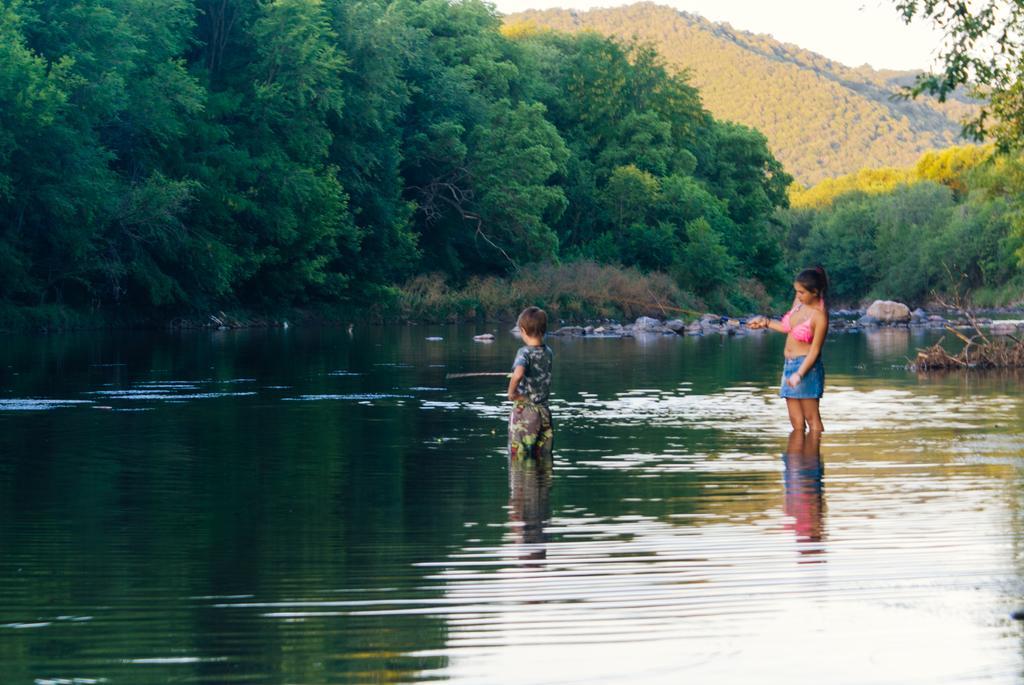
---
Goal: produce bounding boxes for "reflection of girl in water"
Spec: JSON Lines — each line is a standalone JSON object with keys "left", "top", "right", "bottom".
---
{"left": 783, "top": 430, "right": 825, "bottom": 558}
{"left": 508, "top": 454, "right": 553, "bottom": 565}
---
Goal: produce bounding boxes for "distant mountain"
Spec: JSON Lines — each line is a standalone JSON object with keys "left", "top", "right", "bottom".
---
{"left": 506, "top": 2, "right": 979, "bottom": 185}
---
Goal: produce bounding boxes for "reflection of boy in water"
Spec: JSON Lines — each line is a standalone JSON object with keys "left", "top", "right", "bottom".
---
{"left": 507, "top": 307, "right": 554, "bottom": 461}
{"left": 508, "top": 454, "right": 553, "bottom": 564}
{"left": 783, "top": 430, "right": 825, "bottom": 557}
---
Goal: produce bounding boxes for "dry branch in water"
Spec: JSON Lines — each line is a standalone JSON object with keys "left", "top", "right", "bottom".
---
{"left": 913, "top": 331, "right": 1024, "bottom": 370}
{"left": 911, "top": 295, "right": 1024, "bottom": 370}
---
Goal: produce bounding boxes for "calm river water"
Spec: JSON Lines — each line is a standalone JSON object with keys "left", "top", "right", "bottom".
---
{"left": 1, "top": 325, "right": 1023, "bottom": 684}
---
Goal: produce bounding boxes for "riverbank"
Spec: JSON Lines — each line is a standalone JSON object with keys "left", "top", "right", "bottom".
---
{"left": 6, "top": 303, "right": 1024, "bottom": 336}
{"left": 545, "top": 307, "right": 1024, "bottom": 339}
{"left": 0, "top": 304, "right": 291, "bottom": 334}
{"left": 3, "top": 268, "right": 1022, "bottom": 336}
{"left": 0, "top": 301, "right": 357, "bottom": 334}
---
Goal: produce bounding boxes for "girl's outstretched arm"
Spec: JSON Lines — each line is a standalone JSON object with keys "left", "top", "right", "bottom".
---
{"left": 747, "top": 316, "right": 788, "bottom": 334}
{"left": 749, "top": 297, "right": 799, "bottom": 333}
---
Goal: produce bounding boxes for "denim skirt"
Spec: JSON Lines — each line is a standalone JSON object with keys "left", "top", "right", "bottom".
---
{"left": 780, "top": 355, "right": 824, "bottom": 399}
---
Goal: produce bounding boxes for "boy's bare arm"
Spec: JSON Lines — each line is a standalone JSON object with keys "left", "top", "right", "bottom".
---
{"left": 507, "top": 366, "right": 525, "bottom": 401}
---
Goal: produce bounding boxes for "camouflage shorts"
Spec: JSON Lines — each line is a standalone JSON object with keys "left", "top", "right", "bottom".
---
{"left": 508, "top": 400, "right": 554, "bottom": 461}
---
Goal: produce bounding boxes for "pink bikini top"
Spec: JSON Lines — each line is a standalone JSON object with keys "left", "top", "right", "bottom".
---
{"left": 780, "top": 302, "right": 821, "bottom": 344}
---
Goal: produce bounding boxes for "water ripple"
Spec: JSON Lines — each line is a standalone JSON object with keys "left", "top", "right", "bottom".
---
{"left": 423, "top": 385, "right": 1018, "bottom": 436}
{"left": 0, "top": 399, "right": 93, "bottom": 411}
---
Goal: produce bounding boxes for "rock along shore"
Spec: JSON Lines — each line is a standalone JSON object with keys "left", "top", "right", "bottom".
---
{"left": 543, "top": 300, "right": 1024, "bottom": 339}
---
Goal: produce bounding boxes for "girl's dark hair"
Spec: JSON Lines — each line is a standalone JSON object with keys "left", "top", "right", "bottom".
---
{"left": 796, "top": 265, "right": 829, "bottom": 303}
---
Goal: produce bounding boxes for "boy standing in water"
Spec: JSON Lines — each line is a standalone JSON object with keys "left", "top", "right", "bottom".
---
{"left": 508, "top": 307, "right": 554, "bottom": 461}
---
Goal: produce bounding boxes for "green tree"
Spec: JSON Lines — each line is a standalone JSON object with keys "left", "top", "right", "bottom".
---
{"left": 674, "top": 218, "right": 735, "bottom": 294}
{"left": 0, "top": 1, "right": 68, "bottom": 300}
{"left": 468, "top": 101, "right": 569, "bottom": 268}
{"left": 327, "top": 0, "right": 419, "bottom": 290}
{"left": 799, "top": 196, "right": 879, "bottom": 302}
{"left": 937, "top": 192, "right": 1021, "bottom": 291}
{"left": 183, "top": 0, "right": 358, "bottom": 305}
{"left": 396, "top": 0, "right": 520, "bottom": 277}
{"left": 234, "top": 0, "right": 355, "bottom": 301}
{"left": 604, "top": 164, "right": 660, "bottom": 230}
{"left": 871, "top": 182, "right": 955, "bottom": 302}
{"left": 1, "top": 0, "right": 204, "bottom": 307}
{"left": 506, "top": 26, "right": 788, "bottom": 297}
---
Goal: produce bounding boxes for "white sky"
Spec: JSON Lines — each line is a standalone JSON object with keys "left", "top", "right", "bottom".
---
{"left": 491, "top": 0, "right": 947, "bottom": 71}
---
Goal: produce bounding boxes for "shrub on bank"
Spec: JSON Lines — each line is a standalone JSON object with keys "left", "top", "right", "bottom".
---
{"left": 395, "top": 261, "right": 707, "bottom": 322}
{"left": 962, "top": 278, "right": 1024, "bottom": 308}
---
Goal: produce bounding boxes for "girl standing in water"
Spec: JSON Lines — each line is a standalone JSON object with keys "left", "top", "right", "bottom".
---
{"left": 748, "top": 267, "right": 829, "bottom": 432}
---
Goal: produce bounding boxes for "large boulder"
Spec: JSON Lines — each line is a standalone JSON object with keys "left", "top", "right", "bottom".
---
{"left": 866, "top": 300, "right": 912, "bottom": 323}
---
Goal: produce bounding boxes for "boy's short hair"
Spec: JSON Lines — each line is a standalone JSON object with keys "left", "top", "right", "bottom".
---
{"left": 517, "top": 306, "right": 547, "bottom": 337}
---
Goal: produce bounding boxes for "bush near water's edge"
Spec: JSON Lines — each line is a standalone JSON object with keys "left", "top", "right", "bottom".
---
{"left": 0, "top": 262, "right": 779, "bottom": 332}
{"left": 390, "top": 262, "right": 775, "bottom": 324}
{"left": 394, "top": 262, "right": 694, "bottom": 323}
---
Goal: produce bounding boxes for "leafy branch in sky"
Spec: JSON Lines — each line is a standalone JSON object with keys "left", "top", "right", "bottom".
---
{"left": 895, "top": 0, "right": 1024, "bottom": 146}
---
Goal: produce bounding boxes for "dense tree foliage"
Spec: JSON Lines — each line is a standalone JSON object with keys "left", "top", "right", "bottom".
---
{"left": 0, "top": 0, "right": 792, "bottom": 319}
{"left": 510, "top": 2, "right": 980, "bottom": 185}
{"left": 782, "top": 146, "right": 1024, "bottom": 305}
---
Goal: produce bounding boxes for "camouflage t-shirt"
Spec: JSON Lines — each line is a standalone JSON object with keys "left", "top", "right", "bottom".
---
{"left": 512, "top": 345, "right": 553, "bottom": 405}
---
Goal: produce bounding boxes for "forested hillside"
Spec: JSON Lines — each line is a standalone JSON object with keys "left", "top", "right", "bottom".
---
{"left": 508, "top": 3, "right": 979, "bottom": 184}
{"left": 0, "top": 0, "right": 790, "bottom": 323}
